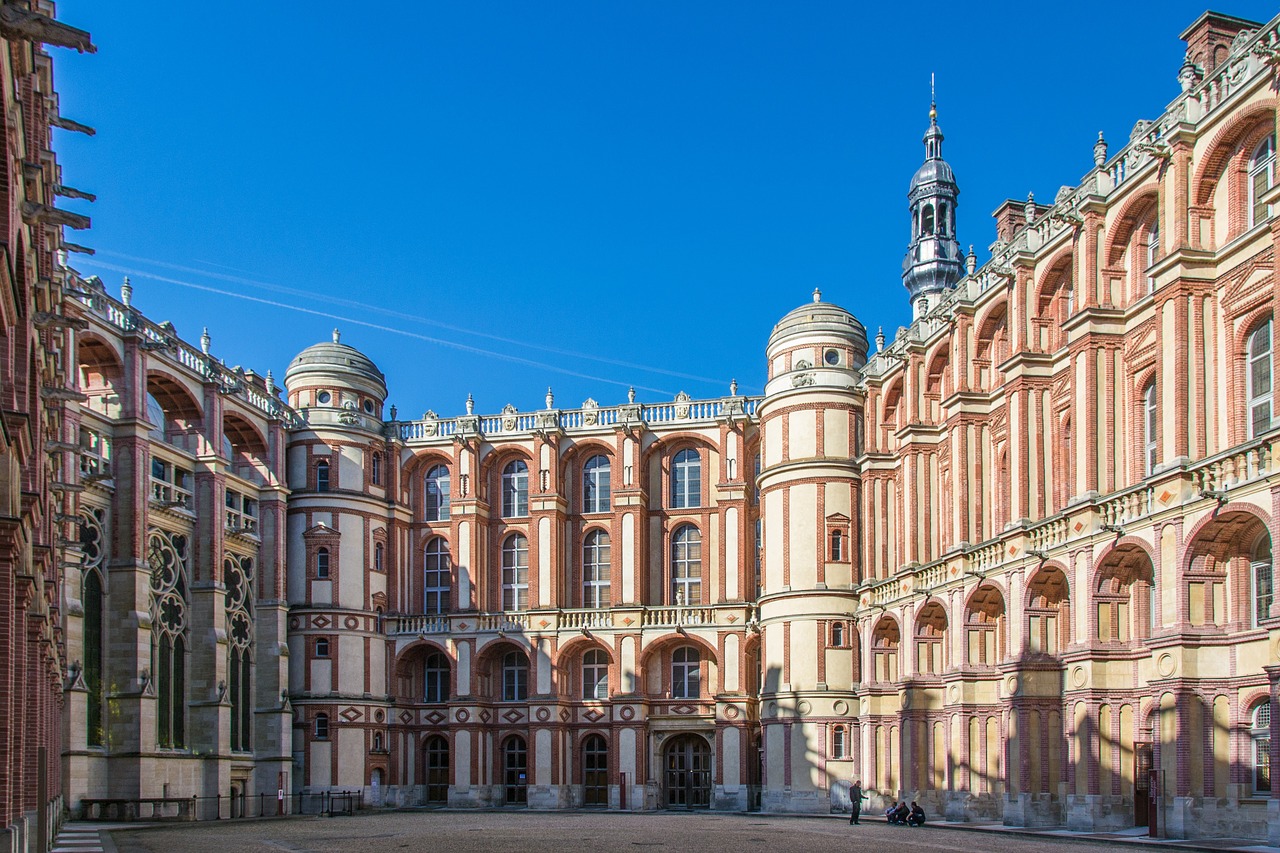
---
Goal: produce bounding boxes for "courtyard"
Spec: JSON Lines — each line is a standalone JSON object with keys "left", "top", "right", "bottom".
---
{"left": 101, "top": 811, "right": 1196, "bottom": 853}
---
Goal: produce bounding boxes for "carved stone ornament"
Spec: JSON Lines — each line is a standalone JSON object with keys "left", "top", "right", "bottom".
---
{"left": 792, "top": 372, "right": 815, "bottom": 388}
{"left": 501, "top": 403, "right": 518, "bottom": 431}
{"left": 795, "top": 358, "right": 812, "bottom": 370}
{"left": 581, "top": 398, "right": 599, "bottom": 425}
{"left": 674, "top": 391, "right": 691, "bottom": 419}
{"left": 422, "top": 410, "right": 439, "bottom": 436}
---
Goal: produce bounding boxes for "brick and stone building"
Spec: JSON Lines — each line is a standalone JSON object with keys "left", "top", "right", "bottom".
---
{"left": 46, "top": 6, "right": 1280, "bottom": 847}
{"left": 0, "top": 3, "right": 93, "bottom": 852}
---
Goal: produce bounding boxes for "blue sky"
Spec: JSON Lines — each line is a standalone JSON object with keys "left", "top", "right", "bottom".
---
{"left": 53, "top": 1, "right": 1280, "bottom": 419}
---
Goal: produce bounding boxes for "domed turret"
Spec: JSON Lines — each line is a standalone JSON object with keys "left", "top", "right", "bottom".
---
{"left": 902, "top": 101, "right": 964, "bottom": 318}
{"left": 284, "top": 328, "right": 387, "bottom": 421}
{"left": 764, "top": 289, "right": 868, "bottom": 397}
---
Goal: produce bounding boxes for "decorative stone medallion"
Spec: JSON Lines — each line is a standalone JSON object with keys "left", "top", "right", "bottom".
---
{"left": 1156, "top": 653, "right": 1176, "bottom": 678}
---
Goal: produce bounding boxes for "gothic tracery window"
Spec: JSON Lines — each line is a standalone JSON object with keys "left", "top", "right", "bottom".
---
{"left": 81, "top": 508, "right": 107, "bottom": 747}
{"left": 224, "top": 554, "right": 254, "bottom": 752}
{"left": 149, "top": 529, "right": 190, "bottom": 749}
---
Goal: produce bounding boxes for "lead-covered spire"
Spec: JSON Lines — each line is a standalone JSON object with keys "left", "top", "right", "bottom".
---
{"left": 902, "top": 97, "right": 964, "bottom": 318}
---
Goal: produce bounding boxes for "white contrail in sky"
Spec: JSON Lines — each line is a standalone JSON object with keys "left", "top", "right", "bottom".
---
{"left": 84, "top": 259, "right": 683, "bottom": 395}
{"left": 91, "top": 249, "right": 734, "bottom": 388}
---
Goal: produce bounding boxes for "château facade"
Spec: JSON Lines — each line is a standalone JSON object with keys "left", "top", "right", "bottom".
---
{"left": 33, "top": 5, "right": 1280, "bottom": 849}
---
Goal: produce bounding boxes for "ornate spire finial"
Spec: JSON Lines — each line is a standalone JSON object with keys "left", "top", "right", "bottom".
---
{"left": 966, "top": 245, "right": 977, "bottom": 275}
{"left": 120, "top": 275, "right": 132, "bottom": 307}
{"left": 875, "top": 326, "right": 886, "bottom": 353}
{"left": 1093, "top": 131, "right": 1108, "bottom": 168}
{"left": 545, "top": 387, "right": 554, "bottom": 410}
{"left": 812, "top": 287, "right": 822, "bottom": 303}
{"left": 200, "top": 327, "right": 211, "bottom": 355}
{"left": 332, "top": 328, "right": 341, "bottom": 344}
{"left": 265, "top": 370, "right": 275, "bottom": 393}
{"left": 929, "top": 73, "right": 937, "bottom": 123}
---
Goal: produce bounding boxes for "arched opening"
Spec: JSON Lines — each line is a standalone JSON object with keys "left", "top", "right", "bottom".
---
{"left": 582, "top": 734, "right": 608, "bottom": 806}
{"left": 425, "top": 735, "right": 450, "bottom": 803}
{"left": 965, "top": 584, "right": 1006, "bottom": 665}
{"left": 1094, "top": 544, "right": 1156, "bottom": 643}
{"left": 871, "top": 616, "right": 900, "bottom": 682}
{"left": 1026, "top": 566, "right": 1071, "bottom": 655}
{"left": 663, "top": 733, "right": 712, "bottom": 808}
{"left": 503, "top": 736, "right": 528, "bottom": 805}
{"left": 1184, "top": 509, "right": 1271, "bottom": 628}
{"left": 914, "top": 600, "right": 947, "bottom": 674}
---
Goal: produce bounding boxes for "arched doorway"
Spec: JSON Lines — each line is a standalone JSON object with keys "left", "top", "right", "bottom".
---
{"left": 663, "top": 733, "right": 711, "bottom": 808}
{"left": 503, "top": 736, "right": 528, "bottom": 805}
{"left": 425, "top": 735, "right": 449, "bottom": 804}
{"left": 582, "top": 734, "right": 608, "bottom": 806}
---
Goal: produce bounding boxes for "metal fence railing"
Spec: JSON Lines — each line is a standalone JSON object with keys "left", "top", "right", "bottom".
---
{"left": 80, "top": 791, "right": 364, "bottom": 822}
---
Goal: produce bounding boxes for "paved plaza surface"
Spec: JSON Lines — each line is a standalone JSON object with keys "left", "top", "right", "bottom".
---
{"left": 90, "top": 811, "right": 1280, "bottom": 853}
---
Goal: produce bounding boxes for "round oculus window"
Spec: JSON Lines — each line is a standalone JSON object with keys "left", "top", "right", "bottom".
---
{"left": 363, "top": 399, "right": 374, "bottom": 413}
{"left": 824, "top": 349, "right": 840, "bottom": 366}
{"left": 317, "top": 391, "right": 332, "bottom": 405}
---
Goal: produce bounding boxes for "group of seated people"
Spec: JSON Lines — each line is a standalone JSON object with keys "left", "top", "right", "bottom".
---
{"left": 885, "top": 801, "right": 926, "bottom": 826}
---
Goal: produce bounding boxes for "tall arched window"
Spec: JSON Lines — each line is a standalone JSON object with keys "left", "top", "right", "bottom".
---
{"left": 1252, "top": 701, "right": 1272, "bottom": 793}
{"left": 582, "top": 649, "right": 608, "bottom": 699}
{"left": 671, "top": 525, "right": 702, "bottom": 605}
{"left": 425, "top": 652, "right": 450, "bottom": 703}
{"left": 672, "top": 647, "right": 701, "bottom": 699}
{"left": 225, "top": 555, "right": 254, "bottom": 752}
{"left": 424, "top": 537, "right": 451, "bottom": 614}
{"left": 671, "top": 449, "right": 701, "bottom": 509}
{"left": 1253, "top": 536, "right": 1274, "bottom": 627}
{"left": 1143, "top": 380, "right": 1158, "bottom": 477}
{"left": 425, "top": 464, "right": 451, "bottom": 521}
{"left": 1146, "top": 218, "right": 1159, "bottom": 294}
{"left": 583, "top": 530, "right": 611, "bottom": 608}
{"left": 1248, "top": 320, "right": 1273, "bottom": 439}
{"left": 80, "top": 507, "right": 106, "bottom": 747}
{"left": 316, "top": 547, "right": 330, "bottom": 579}
{"left": 316, "top": 459, "right": 330, "bottom": 492}
{"left": 149, "top": 530, "right": 189, "bottom": 749}
{"left": 502, "top": 534, "right": 529, "bottom": 611}
{"left": 583, "top": 455, "right": 611, "bottom": 513}
{"left": 1251, "top": 133, "right": 1276, "bottom": 227}
{"left": 502, "top": 650, "right": 528, "bottom": 701}
{"left": 502, "top": 460, "right": 529, "bottom": 518}
{"left": 922, "top": 203, "right": 935, "bottom": 235}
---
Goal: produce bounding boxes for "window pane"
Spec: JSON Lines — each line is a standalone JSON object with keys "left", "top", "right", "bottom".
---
{"left": 426, "top": 465, "right": 451, "bottom": 521}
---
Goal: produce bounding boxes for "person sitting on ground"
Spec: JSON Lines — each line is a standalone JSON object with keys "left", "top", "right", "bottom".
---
{"left": 885, "top": 803, "right": 898, "bottom": 822}
{"left": 908, "top": 801, "right": 926, "bottom": 827}
{"left": 892, "top": 801, "right": 910, "bottom": 825}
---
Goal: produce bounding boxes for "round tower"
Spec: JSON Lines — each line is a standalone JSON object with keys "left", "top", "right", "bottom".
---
{"left": 755, "top": 290, "right": 868, "bottom": 812}
{"left": 902, "top": 101, "right": 964, "bottom": 319}
{"left": 282, "top": 330, "right": 398, "bottom": 803}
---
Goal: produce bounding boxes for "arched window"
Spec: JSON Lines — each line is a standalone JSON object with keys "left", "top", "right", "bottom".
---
{"left": 425, "top": 735, "right": 449, "bottom": 803}
{"left": 583, "top": 530, "right": 611, "bottom": 608}
{"left": 502, "top": 460, "right": 529, "bottom": 518}
{"left": 966, "top": 585, "right": 1006, "bottom": 666}
{"left": 314, "top": 714, "right": 329, "bottom": 739}
{"left": 1251, "top": 134, "right": 1276, "bottom": 227}
{"left": 915, "top": 601, "right": 947, "bottom": 674}
{"left": 1143, "top": 380, "right": 1158, "bottom": 477}
{"left": 425, "top": 464, "right": 451, "bottom": 521}
{"left": 225, "top": 555, "right": 254, "bottom": 753}
{"left": 583, "top": 455, "right": 611, "bottom": 513}
{"left": 671, "top": 449, "right": 701, "bottom": 509}
{"left": 1146, "top": 218, "right": 1159, "bottom": 295}
{"left": 938, "top": 201, "right": 949, "bottom": 236}
{"left": 871, "top": 617, "right": 900, "bottom": 682}
{"left": 831, "top": 622, "right": 845, "bottom": 647}
{"left": 672, "top": 647, "right": 700, "bottom": 699}
{"left": 1254, "top": 536, "right": 1273, "bottom": 627}
{"left": 316, "top": 547, "right": 330, "bottom": 579}
{"left": 424, "top": 537, "right": 451, "bottom": 614}
{"left": 582, "top": 734, "right": 609, "bottom": 806}
{"left": 1252, "top": 701, "right": 1272, "bottom": 793}
{"left": 149, "top": 530, "right": 189, "bottom": 749}
{"left": 374, "top": 542, "right": 384, "bottom": 572}
{"left": 80, "top": 507, "right": 106, "bottom": 747}
{"left": 425, "top": 652, "right": 450, "bottom": 703}
{"left": 1027, "top": 567, "right": 1071, "bottom": 655}
{"left": 832, "top": 725, "right": 848, "bottom": 759}
{"left": 830, "top": 529, "right": 844, "bottom": 562}
{"left": 371, "top": 452, "right": 381, "bottom": 485}
{"left": 316, "top": 459, "right": 330, "bottom": 492}
{"left": 502, "top": 650, "right": 528, "bottom": 701}
{"left": 922, "top": 203, "right": 935, "bottom": 236}
{"left": 501, "top": 534, "right": 529, "bottom": 611}
{"left": 671, "top": 525, "right": 702, "bottom": 605}
{"left": 1249, "top": 320, "right": 1273, "bottom": 439}
{"left": 582, "top": 649, "right": 608, "bottom": 700}
{"left": 315, "top": 637, "right": 329, "bottom": 657}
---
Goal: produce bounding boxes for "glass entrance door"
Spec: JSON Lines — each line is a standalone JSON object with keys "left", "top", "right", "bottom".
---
{"left": 664, "top": 734, "right": 711, "bottom": 808}
{"left": 583, "top": 735, "right": 608, "bottom": 806}
{"left": 504, "top": 737, "right": 528, "bottom": 805}
{"left": 425, "top": 736, "right": 449, "bottom": 804}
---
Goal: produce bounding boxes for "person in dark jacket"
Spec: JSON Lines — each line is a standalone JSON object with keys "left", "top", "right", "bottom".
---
{"left": 848, "top": 780, "right": 867, "bottom": 824}
{"left": 890, "top": 801, "right": 910, "bottom": 824}
{"left": 908, "top": 801, "right": 926, "bottom": 826}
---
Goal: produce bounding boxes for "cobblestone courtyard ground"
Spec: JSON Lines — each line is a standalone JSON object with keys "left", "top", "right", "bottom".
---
{"left": 103, "top": 811, "right": 1167, "bottom": 853}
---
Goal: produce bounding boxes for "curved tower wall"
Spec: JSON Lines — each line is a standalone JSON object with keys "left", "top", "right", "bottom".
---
{"left": 756, "top": 297, "right": 868, "bottom": 812}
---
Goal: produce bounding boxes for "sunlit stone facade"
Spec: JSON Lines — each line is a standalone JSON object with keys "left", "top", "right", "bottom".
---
{"left": 50, "top": 7, "right": 1280, "bottom": 846}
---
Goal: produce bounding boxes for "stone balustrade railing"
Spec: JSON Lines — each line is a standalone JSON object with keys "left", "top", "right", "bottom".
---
{"left": 384, "top": 604, "right": 744, "bottom": 636}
